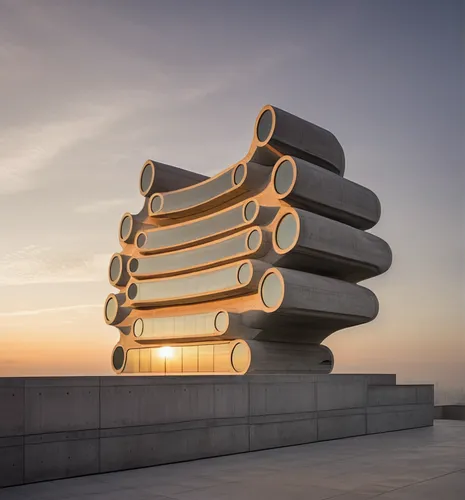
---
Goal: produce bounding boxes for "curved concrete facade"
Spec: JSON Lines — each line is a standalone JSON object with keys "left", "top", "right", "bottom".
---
{"left": 106, "top": 104, "right": 392, "bottom": 374}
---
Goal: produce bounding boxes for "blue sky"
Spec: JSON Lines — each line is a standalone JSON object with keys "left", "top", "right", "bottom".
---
{"left": 0, "top": 0, "right": 463, "bottom": 394}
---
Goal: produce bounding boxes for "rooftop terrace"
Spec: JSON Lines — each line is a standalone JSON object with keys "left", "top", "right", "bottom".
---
{"left": 1, "top": 420, "right": 464, "bottom": 500}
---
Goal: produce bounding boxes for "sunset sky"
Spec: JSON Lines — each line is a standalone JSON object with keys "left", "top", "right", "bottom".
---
{"left": 0, "top": 0, "right": 463, "bottom": 397}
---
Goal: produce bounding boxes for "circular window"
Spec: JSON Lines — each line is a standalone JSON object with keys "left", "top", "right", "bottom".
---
{"left": 140, "top": 163, "right": 153, "bottom": 194}
{"left": 129, "top": 258, "right": 139, "bottom": 273}
{"left": 256, "top": 109, "right": 273, "bottom": 142}
{"left": 105, "top": 296, "right": 118, "bottom": 323}
{"left": 274, "top": 160, "right": 294, "bottom": 195}
{"left": 133, "top": 318, "right": 144, "bottom": 337}
{"left": 237, "top": 263, "right": 252, "bottom": 284}
{"left": 127, "top": 283, "right": 138, "bottom": 300}
{"left": 136, "top": 233, "right": 147, "bottom": 249}
{"left": 112, "top": 346, "right": 125, "bottom": 371}
{"left": 109, "top": 255, "right": 121, "bottom": 282}
{"left": 275, "top": 213, "right": 298, "bottom": 251}
{"left": 244, "top": 201, "right": 258, "bottom": 221}
{"left": 214, "top": 311, "right": 228, "bottom": 332}
{"left": 247, "top": 230, "right": 261, "bottom": 251}
{"left": 120, "top": 215, "right": 132, "bottom": 240}
{"left": 233, "top": 164, "right": 245, "bottom": 185}
{"left": 261, "top": 272, "right": 283, "bottom": 309}
{"left": 151, "top": 195, "right": 162, "bottom": 213}
{"left": 231, "top": 343, "right": 250, "bottom": 372}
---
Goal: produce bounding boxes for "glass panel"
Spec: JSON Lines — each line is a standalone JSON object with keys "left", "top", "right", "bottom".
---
{"left": 165, "top": 346, "right": 182, "bottom": 373}
{"left": 231, "top": 343, "right": 250, "bottom": 372}
{"left": 134, "top": 231, "right": 250, "bottom": 276}
{"left": 135, "top": 312, "right": 221, "bottom": 340}
{"left": 160, "top": 168, "right": 235, "bottom": 214}
{"left": 112, "top": 346, "right": 125, "bottom": 370}
{"left": 120, "top": 215, "right": 132, "bottom": 240}
{"left": 213, "top": 343, "right": 232, "bottom": 373}
{"left": 139, "top": 349, "right": 151, "bottom": 372}
{"left": 151, "top": 195, "right": 163, "bottom": 213}
{"left": 233, "top": 164, "right": 245, "bottom": 184}
{"left": 150, "top": 348, "right": 166, "bottom": 373}
{"left": 131, "top": 263, "right": 241, "bottom": 303}
{"left": 198, "top": 345, "right": 214, "bottom": 372}
{"left": 244, "top": 200, "right": 258, "bottom": 221}
{"left": 261, "top": 273, "right": 283, "bottom": 308}
{"left": 141, "top": 164, "right": 153, "bottom": 193}
{"left": 275, "top": 213, "right": 298, "bottom": 250}
{"left": 105, "top": 296, "right": 118, "bottom": 323}
{"left": 247, "top": 230, "right": 261, "bottom": 251}
{"left": 182, "top": 346, "right": 199, "bottom": 373}
{"left": 124, "top": 349, "right": 140, "bottom": 373}
{"left": 237, "top": 262, "right": 252, "bottom": 284}
{"left": 214, "top": 312, "right": 228, "bottom": 332}
{"left": 109, "top": 256, "right": 121, "bottom": 282}
{"left": 257, "top": 109, "right": 273, "bottom": 142}
{"left": 274, "top": 160, "right": 294, "bottom": 194}
{"left": 144, "top": 203, "right": 247, "bottom": 251}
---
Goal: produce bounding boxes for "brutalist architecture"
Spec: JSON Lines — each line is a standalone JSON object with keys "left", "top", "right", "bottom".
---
{"left": 105, "top": 105, "right": 392, "bottom": 375}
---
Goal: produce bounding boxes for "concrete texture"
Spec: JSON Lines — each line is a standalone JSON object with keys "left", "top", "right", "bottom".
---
{"left": 435, "top": 405, "right": 465, "bottom": 420}
{"left": 0, "top": 374, "right": 433, "bottom": 488}
{"left": 1, "top": 420, "right": 463, "bottom": 500}
{"left": 106, "top": 104, "right": 392, "bottom": 375}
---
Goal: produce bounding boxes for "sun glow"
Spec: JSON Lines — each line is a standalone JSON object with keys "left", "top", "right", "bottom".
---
{"left": 158, "top": 346, "right": 174, "bottom": 358}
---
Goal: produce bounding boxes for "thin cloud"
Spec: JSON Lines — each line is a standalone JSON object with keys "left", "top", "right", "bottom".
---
{"left": 74, "top": 198, "right": 136, "bottom": 214}
{"left": 0, "top": 304, "right": 101, "bottom": 317}
{"left": 0, "top": 245, "right": 111, "bottom": 286}
{"left": 0, "top": 105, "right": 126, "bottom": 195}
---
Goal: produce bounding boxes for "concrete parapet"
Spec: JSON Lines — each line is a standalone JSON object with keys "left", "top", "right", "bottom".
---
{"left": 0, "top": 374, "right": 433, "bottom": 487}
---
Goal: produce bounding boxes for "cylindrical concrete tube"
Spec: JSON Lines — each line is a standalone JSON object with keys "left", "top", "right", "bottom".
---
{"left": 119, "top": 212, "right": 151, "bottom": 245}
{"left": 108, "top": 253, "right": 130, "bottom": 286}
{"left": 129, "top": 226, "right": 270, "bottom": 278}
{"left": 126, "top": 259, "right": 270, "bottom": 307}
{"left": 251, "top": 105, "right": 345, "bottom": 176}
{"left": 104, "top": 293, "right": 129, "bottom": 326}
{"left": 271, "top": 156, "right": 380, "bottom": 229}
{"left": 131, "top": 311, "right": 258, "bottom": 342}
{"left": 244, "top": 267, "right": 379, "bottom": 332}
{"left": 245, "top": 341, "right": 334, "bottom": 374}
{"left": 271, "top": 208, "right": 392, "bottom": 282}
{"left": 138, "top": 198, "right": 278, "bottom": 255}
{"left": 148, "top": 161, "right": 271, "bottom": 218}
{"left": 139, "top": 159, "right": 207, "bottom": 197}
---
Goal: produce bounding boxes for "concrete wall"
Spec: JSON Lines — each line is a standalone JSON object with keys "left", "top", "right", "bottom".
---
{"left": 0, "top": 374, "right": 433, "bottom": 488}
{"left": 435, "top": 405, "right": 465, "bottom": 421}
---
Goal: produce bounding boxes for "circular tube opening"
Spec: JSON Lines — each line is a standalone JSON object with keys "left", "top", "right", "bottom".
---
{"left": 237, "top": 262, "right": 252, "bottom": 284}
{"left": 244, "top": 200, "right": 258, "bottom": 221}
{"left": 150, "top": 194, "right": 163, "bottom": 214}
{"left": 112, "top": 346, "right": 125, "bottom": 371}
{"left": 136, "top": 232, "right": 147, "bottom": 249}
{"left": 275, "top": 213, "right": 299, "bottom": 251}
{"left": 247, "top": 229, "right": 261, "bottom": 251}
{"left": 231, "top": 342, "right": 250, "bottom": 373}
{"left": 104, "top": 295, "right": 118, "bottom": 323}
{"left": 214, "top": 311, "right": 228, "bottom": 333}
{"left": 256, "top": 109, "right": 273, "bottom": 142}
{"left": 120, "top": 214, "right": 132, "bottom": 241}
{"left": 128, "top": 258, "right": 139, "bottom": 273}
{"left": 133, "top": 318, "right": 144, "bottom": 337}
{"left": 109, "top": 255, "right": 122, "bottom": 283}
{"left": 260, "top": 272, "right": 283, "bottom": 309}
{"left": 274, "top": 159, "right": 295, "bottom": 195}
{"left": 127, "top": 283, "right": 138, "bottom": 300}
{"left": 140, "top": 162, "right": 154, "bottom": 195}
{"left": 233, "top": 164, "right": 246, "bottom": 185}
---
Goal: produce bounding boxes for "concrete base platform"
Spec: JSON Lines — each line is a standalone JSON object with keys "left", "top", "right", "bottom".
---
{"left": 0, "top": 374, "right": 434, "bottom": 488}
